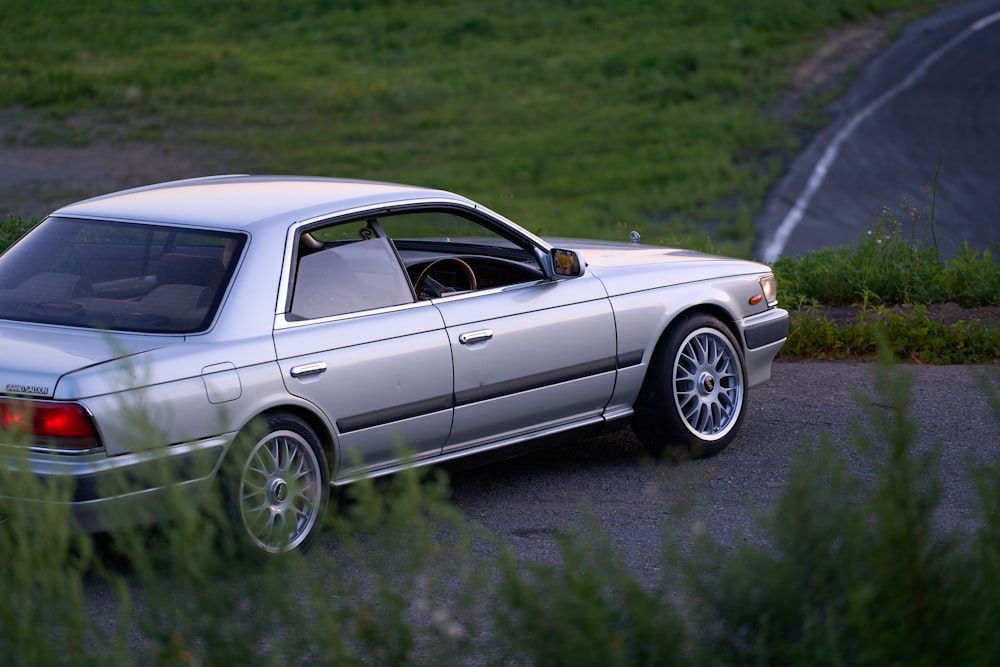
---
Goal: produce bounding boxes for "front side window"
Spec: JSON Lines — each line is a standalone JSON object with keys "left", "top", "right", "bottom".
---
{"left": 378, "top": 209, "right": 545, "bottom": 295}
{"left": 0, "top": 217, "right": 245, "bottom": 333}
{"left": 286, "top": 208, "right": 546, "bottom": 319}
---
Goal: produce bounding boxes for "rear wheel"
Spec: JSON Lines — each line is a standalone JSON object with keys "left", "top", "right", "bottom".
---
{"left": 633, "top": 314, "right": 747, "bottom": 459}
{"left": 225, "top": 412, "right": 329, "bottom": 556}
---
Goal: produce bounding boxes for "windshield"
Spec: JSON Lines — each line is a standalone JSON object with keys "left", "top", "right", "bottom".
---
{"left": 0, "top": 217, "right": 246, "bottom": 333}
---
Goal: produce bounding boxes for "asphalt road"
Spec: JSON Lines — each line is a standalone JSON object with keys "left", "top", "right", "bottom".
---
{"left": 755, "top": 0, "right": 1000, "bottom": 261}
{"left": 438, "top": 361, "right": 1000, "bottom": 586}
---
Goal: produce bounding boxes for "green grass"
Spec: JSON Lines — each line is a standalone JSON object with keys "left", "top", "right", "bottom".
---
{"left": 0, "top": 0, "right": 945, "bottom": 253}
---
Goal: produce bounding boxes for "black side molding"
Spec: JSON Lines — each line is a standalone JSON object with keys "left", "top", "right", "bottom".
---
{"left": 744, "top": 314, "right": 790, "bottom": 349}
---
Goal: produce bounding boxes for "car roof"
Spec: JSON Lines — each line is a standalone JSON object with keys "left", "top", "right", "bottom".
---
{"left": 53, "top": 175, "right": 470, "bottom": 230}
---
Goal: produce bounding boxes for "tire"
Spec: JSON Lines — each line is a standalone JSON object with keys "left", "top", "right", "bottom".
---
{"left": 633, "top": 314, "right": 747, "bottom": 459}
{"left": 223, "top": 412, "right": 330, "bottom": 556}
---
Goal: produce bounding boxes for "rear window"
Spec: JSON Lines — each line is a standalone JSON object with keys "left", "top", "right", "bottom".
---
{"left": 0, "top": 217, "right": 246, "bottom": 333}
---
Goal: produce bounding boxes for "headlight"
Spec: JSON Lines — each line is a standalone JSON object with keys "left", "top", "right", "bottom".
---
{"left": 758, "top": 274, "right": 777, "bottom": 306}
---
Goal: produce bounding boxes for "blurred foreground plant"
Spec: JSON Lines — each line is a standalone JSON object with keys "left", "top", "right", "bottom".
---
{"left": 1, "top": 354, "right": 999, "bottom": 665}
{"left": 684, "top": 351, "right": 1000, "bottom": 666}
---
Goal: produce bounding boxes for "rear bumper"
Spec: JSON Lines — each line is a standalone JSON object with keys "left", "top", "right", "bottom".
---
{"left": 0, "top": 435, "right": 233, "bottom": 532}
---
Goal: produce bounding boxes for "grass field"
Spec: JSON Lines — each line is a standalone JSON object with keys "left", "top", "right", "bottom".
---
{"left": 1, "top": 0, "right": 945, "bottom": 254}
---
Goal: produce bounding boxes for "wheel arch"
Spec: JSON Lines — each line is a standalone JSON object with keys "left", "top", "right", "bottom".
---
{"left": 631, "top": 301, "right": 743, "bottom": 407}
{"left": 237, "top": 403, "right": 340, "bottom": 475}
{"left": 650, "top": 303, "right": 743, "bottom": 365}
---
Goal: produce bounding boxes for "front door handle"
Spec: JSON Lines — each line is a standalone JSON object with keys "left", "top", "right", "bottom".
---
{"left": 290, "top": 361, "right": 328, "bottom": 379}
{"left": 459, "top": 329, "right": 493, "bottom": 345}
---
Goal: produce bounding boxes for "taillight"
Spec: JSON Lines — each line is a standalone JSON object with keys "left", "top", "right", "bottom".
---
{"left": 0, "top": 398, "right": 99, "bottom": 451}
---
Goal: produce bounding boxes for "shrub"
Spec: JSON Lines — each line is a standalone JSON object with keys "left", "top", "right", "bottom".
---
{"left": 774, "top": 203, "right": 1000, "bottom": 308}
{"left": 782, "top": 306, "right": 1000, "bottom": 363}
{"left": 683, "top": 356, "right": 998, "bottom": 666}
{"left": 0, "top": 216, "right": 36, "bottom": 253}
{"left": 493, "top": 519, "right": 691, "bottom": 666}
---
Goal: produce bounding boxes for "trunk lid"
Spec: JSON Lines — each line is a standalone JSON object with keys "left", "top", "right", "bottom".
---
{"left": 0, "top": 322, "right": 175, "bottom": 398}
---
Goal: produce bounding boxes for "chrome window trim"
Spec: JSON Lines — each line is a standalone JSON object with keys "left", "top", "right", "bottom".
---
{"left": 276, "top": 197, "right": 551, "bottom": 316}
{"left": 273, "top": 299, "right": 435, "bottom": 331}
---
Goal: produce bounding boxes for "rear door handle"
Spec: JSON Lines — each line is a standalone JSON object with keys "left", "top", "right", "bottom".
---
{"left": 290, "top": 361, "right": 328, "bottom": 378}
{"left": 459, "top": 329, "right": 493, "bottom": 345}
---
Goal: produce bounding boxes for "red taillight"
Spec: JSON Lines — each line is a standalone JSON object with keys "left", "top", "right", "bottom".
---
{"left": 0, "top": 399, "right": 98, "bottom": 450}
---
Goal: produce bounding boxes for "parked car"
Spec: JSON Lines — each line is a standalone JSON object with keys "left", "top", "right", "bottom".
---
{"left": 0, "top": 175, "right": 787, "bottom": 555}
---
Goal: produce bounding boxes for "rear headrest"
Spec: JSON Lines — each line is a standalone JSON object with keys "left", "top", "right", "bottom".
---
{"left": 156, "top": 253, "right": 224, "bottom": 289}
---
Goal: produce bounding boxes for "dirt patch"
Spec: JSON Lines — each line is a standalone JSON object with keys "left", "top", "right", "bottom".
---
{"left": 771, "top": 12, "right": 901, "bottom": 124}
{"left": 0, "top": 109, "right": 232, "bottom": 220}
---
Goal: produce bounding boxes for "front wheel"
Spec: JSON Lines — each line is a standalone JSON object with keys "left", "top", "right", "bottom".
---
{"left": 224, "top": 412, "right": 330, "bottom": 556}
{"left": 633, "top": 314, "right": 747, "bottom": 459}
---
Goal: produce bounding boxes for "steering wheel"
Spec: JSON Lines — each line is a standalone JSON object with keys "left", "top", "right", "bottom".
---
{"left": 414, "top": 258, "right": 478, "bottom": 299}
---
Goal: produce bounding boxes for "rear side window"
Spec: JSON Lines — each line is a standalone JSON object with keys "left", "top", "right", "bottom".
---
{"left": 0, "top": 217, "right": 246, "bottom": 333}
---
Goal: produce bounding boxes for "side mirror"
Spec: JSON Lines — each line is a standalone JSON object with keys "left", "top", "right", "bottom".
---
{"left": 551, "top": 248, "right": 584, "bottom": 277}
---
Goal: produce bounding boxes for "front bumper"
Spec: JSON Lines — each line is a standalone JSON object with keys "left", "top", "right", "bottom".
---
{"left": 0, "top": 435, "right": 233, "bottom": 532}
{"left": 741, "top": 307, "right": 789, "bottom": 387}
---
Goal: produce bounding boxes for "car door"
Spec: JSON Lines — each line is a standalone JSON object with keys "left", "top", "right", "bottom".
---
{"left": 433, "top": 274, "right": 617, "bottom": 453}
{"left": 273, "top": 227, "right": 454, "bottom": 481}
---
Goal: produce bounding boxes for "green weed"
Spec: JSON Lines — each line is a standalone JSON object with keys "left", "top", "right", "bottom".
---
{"left": 684, "top": 356, "right": 996, "bottom": 666}
{"left": 494, "top": 517, "right": 691, "bottom": 666}
{"left": 783, "top": 306, "right": 1000, "bottom": 363}
{"left": 774, "top": 200, "right": 1000, "bottom": 308}
{"left": 0, "top": 216, "right": 36, "bottom": 250}
{"left": 773, "top": 194, "right": 1000, "bottom": 362}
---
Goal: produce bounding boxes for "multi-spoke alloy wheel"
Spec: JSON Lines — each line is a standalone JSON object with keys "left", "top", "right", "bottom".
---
{"left": 672, "top": 327, "right": 744, "bottom": 441}
{"left": 633, "top": 314, "right": 747, "bottom": 459}
{"left": 229, "top": 413, "right": 329, "bottom": 555}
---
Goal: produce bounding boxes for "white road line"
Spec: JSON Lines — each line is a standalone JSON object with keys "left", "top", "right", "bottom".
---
{"left": 760, "top": 9, "right": 1000, "bottom": 263}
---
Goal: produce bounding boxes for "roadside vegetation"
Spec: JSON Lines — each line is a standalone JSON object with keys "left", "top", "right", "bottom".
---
{"left": 774, "top": 198, "right": 1000, "bottom": 362}
{"left": 1, "top": 0, "right": 945, "bottom": 254}
{"left": 1, "top": 356, "right": 999, "bottom": 665}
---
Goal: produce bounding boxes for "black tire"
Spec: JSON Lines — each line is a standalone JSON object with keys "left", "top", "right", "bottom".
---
{"left": 633, "top": 314, "right": 747, "bottom": 459}
{"left": 223, "top": 412, "right": 330, "bottom": 556}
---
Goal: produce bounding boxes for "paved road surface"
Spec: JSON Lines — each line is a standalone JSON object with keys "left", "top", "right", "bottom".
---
{"left": 439, "top": 361, "right": 999, "bottom": 585}
{"left": 755, "top": 0, "right": 1000, "bottom": 260}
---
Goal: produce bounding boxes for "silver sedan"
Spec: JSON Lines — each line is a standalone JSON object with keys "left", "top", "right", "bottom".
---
{"left": 0, "top": 175, "right": 788, "bottom": 555}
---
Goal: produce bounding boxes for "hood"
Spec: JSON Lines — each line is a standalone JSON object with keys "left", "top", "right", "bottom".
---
{"left": 545, "top": 237, "right": 738, "bottom": 266}
{"left": 543, "top": 238, "right": 773, "bottom": 297}
{"left": 0, "top": 323, "right": 176, "bottom": 398}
